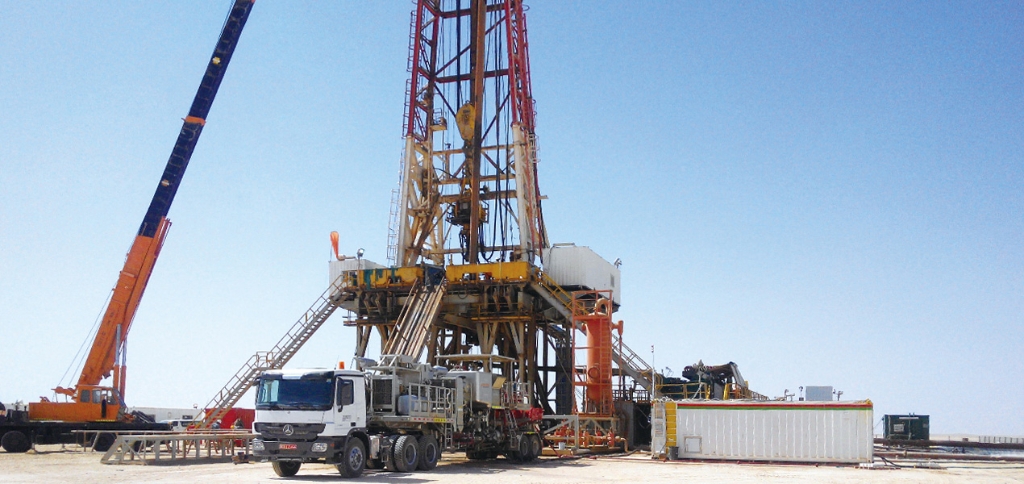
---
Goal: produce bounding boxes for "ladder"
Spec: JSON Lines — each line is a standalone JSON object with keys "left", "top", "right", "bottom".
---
{"left": 441, "top": 385, "right": 455, "bottom": 450}
{"left": 386, "top": 185, "right": 401, "bottom": 267}
{"left": 381, "top": 277, "right": 447, "bottom": 362}
{"left": 197, "top": 276, "right": 346, "bottom": 428}
{"left": 500, "top": 383, "right": 520, "bottom": 456}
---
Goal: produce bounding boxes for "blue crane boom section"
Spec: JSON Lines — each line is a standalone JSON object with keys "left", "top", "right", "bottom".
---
{"left": 138, "top": 0, "right": 255, "bottom": 238}
{"left": 66, "top": 0, "right": 256, "bottom": 399}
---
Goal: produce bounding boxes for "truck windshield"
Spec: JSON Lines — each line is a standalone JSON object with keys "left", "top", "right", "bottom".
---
{"left": 256, "top": 374, "right": 333, "bottom": 411}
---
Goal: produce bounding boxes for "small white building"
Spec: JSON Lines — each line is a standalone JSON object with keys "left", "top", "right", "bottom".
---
{"left": 652, "top": 399, "right": 874, "bottom": 464}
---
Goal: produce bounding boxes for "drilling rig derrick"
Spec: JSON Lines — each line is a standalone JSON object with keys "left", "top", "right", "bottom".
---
{"left": 337, "top": 0, "right": 571, "bottom": 416}
{"left": 333, "top": 3, "right": 639, "bottom": 442}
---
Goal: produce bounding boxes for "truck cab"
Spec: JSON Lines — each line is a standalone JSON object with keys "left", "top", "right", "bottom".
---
{"left": 252, "top": 358, "right": 540, "bottom": 479}
{"left": 252, "top": 360, "right": 456, "bottom": 478}
{"left": 254, "top": 369, "right": 366, "bottom": 438}
{"left": 253, "top": 369, "right": 369, "bottom": 477}
{"left": 27, "top": 385, "right": 123, "bottom": 422}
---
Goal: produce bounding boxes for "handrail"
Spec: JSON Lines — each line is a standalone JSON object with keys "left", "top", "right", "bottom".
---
{"left": 533, "top": 269, "right": 577, "bottom": 313}
{"left": 197, "top": 276, "right": 346, "bottom": 428}
{"left": 381, "top": 277, "right": 447, "bottom": 360}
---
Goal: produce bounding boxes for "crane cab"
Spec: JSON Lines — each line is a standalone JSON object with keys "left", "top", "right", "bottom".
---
{"left": 28, "top": 385, "right": 122, "bottom": 422}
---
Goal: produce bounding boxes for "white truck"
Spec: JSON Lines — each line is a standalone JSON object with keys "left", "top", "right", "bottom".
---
{"left": 252, "top": 356, "right": 544, "bottom": 478}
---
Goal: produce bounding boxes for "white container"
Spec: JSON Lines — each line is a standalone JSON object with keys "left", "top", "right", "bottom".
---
{"left": 652, "top": 400, "right": 874, "bottom": 464}
{"left": 542, "top": 244, "right": 621, "bottom": 304}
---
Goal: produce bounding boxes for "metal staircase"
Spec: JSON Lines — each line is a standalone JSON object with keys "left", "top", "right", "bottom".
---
{"left": 611, "top": 333, "right": 653, "bottom": 392}
{"left": 380, "top": 277, "right": 447, "bottom": 362}
{"left": 530, "top": 270, "right": 653, "bottom": 392}
{"left": 530, "top": 269, "right": 578, "bottom": 320}
{"left": 197, "top": 277, "right": 346, "bottom": 428}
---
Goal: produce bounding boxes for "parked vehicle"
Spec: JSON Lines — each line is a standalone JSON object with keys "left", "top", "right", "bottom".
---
{"left": 252, "top": 356, "right": 543, "bottom": 478}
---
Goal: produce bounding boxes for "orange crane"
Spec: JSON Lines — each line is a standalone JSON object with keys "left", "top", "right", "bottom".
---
{"left": 0, "top": 0, "right": 255, "bottom": 453}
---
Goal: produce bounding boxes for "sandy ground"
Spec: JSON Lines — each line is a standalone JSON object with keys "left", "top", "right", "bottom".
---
{"left": 2, "top": 445, "right": 1023, "bottom": 483}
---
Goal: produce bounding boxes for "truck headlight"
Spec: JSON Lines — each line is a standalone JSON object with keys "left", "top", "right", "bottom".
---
{"left": 312, "top": 442, "right": 328, "bottom": 453}
{"left": 253, "top": 440, "right": 265, "bottom": 451}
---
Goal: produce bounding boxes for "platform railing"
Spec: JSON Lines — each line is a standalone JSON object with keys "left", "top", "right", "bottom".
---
{"left": 99, "top": 430, "right": 254, "bottom": 465}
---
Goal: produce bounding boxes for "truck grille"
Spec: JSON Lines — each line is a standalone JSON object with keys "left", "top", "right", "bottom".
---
{"left": 254, "top": 423, "right": 325, "bottom": 440}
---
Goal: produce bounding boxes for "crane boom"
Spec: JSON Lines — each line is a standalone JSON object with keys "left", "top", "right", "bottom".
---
{"left": 50, "top": 0, "right": 255, "bottom": 407}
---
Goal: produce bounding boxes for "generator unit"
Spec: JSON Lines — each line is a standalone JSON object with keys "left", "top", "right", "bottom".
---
{"left": 883, "top": 414, "right": 930, "bottom": 441}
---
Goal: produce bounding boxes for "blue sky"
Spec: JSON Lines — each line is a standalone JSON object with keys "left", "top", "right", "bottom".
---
{"left": 1, "top": 1, "right": 1021, "bottom": 435}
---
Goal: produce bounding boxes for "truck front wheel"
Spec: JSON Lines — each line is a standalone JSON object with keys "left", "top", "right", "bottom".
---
{"left": 1, "top": 430, "right": 30, "bottom": 453}
{"left": 337, "top": 439, "right": 365, "bottom": 478}
{"left": 272, "top": 460, "right": 301, "bottom": 477}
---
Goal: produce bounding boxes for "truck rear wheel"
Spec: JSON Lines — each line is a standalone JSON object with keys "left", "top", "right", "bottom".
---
{"left": 507, "top": 436, "right": 529, "bottom": 463}
{"left": 337, "top": 438, "right": 365, "bottom": 478}
{"left": 1, "top": 430, "right": 30, "bottom": 453}
{"left": 417, "top": 435, "right": 439, "bottom": 470}
{"left": 527, "top": 434, "right": 542, "bottom": 461}
{"left": 272, "top": 460, "right": 301, "bottom": 477}
{"left": 392, "top": 435, "right": 418, "bottom": 472}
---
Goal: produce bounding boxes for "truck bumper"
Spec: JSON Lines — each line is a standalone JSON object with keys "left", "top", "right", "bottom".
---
{"left": 253, "top": 437, "right": 338, "bottom": 462}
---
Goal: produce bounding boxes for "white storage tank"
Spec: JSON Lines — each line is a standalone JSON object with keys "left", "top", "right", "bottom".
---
{"left": 541, "top": 244, "right": 621, "bottom": 304}
{"left": 652, "top": 399, "right": 874, "bottom": 464}
{"left": 127, "top": 407, "right": 198, "bottom": 422}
